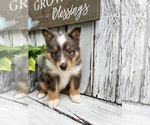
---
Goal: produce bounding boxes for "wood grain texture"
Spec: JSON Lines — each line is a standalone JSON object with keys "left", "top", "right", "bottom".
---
{"left": 0, "top": 31, "right": 13, "bottom": 46}
{"left": 122, "top": 101, "right": 150, "bottom": 125}
{"left": 93, "top": 0, "right": 120, "bottom": 102}
{"left": 29, "top": 90, "right": 122, "bottom": 125}
{"left": 0, "top": 0, "right": 28, "bottom": 31}
{"left": 140, "top": 0, "right": 150, "bottom": 105}
{"left": 121, "top": 0, "right": 147, "bottom": 103}
{"left": 0, "top": 90, "right": 81, "bottom": 125}
{"left": 0, "top": 98, "right": 28, "bottom": 125}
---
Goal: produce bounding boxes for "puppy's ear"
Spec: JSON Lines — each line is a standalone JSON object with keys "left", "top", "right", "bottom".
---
{"left": 42, "top": 29, "right": 54, "bottom": 44}
{"left": 68, "top": 27, "right": 81, "bottom": 40}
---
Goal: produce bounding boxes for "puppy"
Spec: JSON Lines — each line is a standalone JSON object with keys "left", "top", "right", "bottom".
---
{"left": 37, "top": 27, "right": 82, "bottom": 109}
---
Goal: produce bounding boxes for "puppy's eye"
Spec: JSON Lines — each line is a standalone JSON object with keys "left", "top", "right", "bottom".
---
{"left": 51, "top": 51, "right": 58, "bottom": 56}
{"left": 67, "top": 50, "right": 74, "bottom": 55}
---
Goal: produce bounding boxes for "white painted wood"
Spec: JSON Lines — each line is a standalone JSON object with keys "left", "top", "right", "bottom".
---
{"left": 0, "top": 90, "right": 122, "bottom": 125}
{"left": 68, "top": 22, "right": 94, "bottom": 94}
{"left": 0, "top": 90, "right": 30, "bottom": 104}
{"left": 121, "top": 0, "right": 147, "bottom": 103}
{"left": 0, "top": 31, "right": 13, "bottom": 46}
{"left": 33, "top": 30, "right": 45, "bottom": 46}
{"left": 86, "top": 22, "right": 95, "bottom": 95}
{"left": 11, "top": 30, "right": 27, "bottom": 46}
{"left": 122, "top": 101, "right": 150, "bottom": 125}
{"left": 2, "top": 90, "right": 150, "bottom": 125}
{"left": 93, "top": 0, "right": 120, "bottom": 102}
{"left": 28, "top": 103, "right": 81, "bottom": 125}
{"left": 0, "top": 33, "right": 8, "bottom": 45}
{"left": 29, "top": 90, "right": 122, "bottom": 125}
{"left": 0, "top": 98, "right": 28, "bottom": 125}
{"left": 0, "top": 90, "right": 81, "bottom": 125}
{"left": 28, "top": 32, "right": 36, "bottom": 46}
{"left": 31, "top": 30, "right": 45, "bottom": 67}
{"left": 0, "top": 90, "right": 83, "bottom": 124}
{"left": 140, "top": 0, "right": 150, "bottom": 105}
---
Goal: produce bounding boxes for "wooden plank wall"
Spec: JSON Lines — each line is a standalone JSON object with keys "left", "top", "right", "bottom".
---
{"left": 140, "top": 0, "right": 150, "bottom": 105}
{"left": 0, "top": 0, "right": 150, "bottom": 106}
{"left": 93, "top": 0, "right": 121, "bottom": 103}
{"left": 121, "top": 0, "right": 150, "bottom": 105}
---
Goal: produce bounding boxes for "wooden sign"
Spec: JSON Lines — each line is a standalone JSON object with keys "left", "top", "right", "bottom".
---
{"left": 0, "top": 0, "right": 28, "bottom": 31}
{"left": 29, "top": 0, "right": 100, "bottom": 30}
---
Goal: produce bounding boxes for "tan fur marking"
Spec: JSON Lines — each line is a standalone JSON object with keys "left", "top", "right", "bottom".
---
{"left": 17, "top": 82, "right": 28, "bottom": 92}
{"left": 16, "top": 90, "right": 27, "bottom": 94}
{"left": 66, "top": 45, "right": 70, "bottom": 50}
{"left": 39, "top": 82, "right": 48, "bottom": 92}
{"left": 39, "top": 89, "right": 47, "bottom": 94}
{"left": 47, "top": 53, "right": 58, "bottom": 68}
{"left": 56, "top": 62, "right": 60, "bottom": 69}
{"left": 69, "top": 78, "right": 79, "bottom": 96}
{"left": 48, "top": 81, "right": 59, "bottom": 101}
{"left": 67, "top": 60, "right": 72, "bottom": 69}
{"left": 49, "top": 73, "right": 57, "bottom": 77}
{"left": 54, "top": 46, "right": 58, "bottom": 51}
{"left": 67, "top": 51, "right": 80, "bottom": 69}
{"left": 72, "top": 29, "right": 80, "bottom": 39}
{"left": 72, "top": 51, "right": 79, "bottom": 62}
{"left": 47, "top": 53, "right": 53, "bottom": 62}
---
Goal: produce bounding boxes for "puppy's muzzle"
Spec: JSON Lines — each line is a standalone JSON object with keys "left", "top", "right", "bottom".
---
{"left": 60, "top": 63, "right": 67, "bottom": 71}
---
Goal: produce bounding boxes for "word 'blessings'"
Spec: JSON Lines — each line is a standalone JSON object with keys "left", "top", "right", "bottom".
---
{"left": 34, "top": 0, "right": 90, "bottom": 21}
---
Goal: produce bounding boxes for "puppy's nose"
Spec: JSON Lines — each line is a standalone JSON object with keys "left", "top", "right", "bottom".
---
{"left": 60, "top": 63, "right": 67, "bottom": 71}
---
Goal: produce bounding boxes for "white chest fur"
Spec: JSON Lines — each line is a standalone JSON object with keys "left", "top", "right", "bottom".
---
{"left": 58, "top": 72, "right": 71, "bottom": 91}
{"left": 45, "top": 59, "right": 81, "bottom": 91}
{"left": 58, "top": 65, "right": 81, "bottom": 91}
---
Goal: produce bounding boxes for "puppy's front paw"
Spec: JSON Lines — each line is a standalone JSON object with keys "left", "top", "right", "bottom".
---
{"left": 15, "top": 93, "right": 27, "bottom": 99}
{"left": 37, "top": 93, "right": 46, "bottom": 99}
{"left": 70, "top": 95, "right": 81, "bottom": 103}
{"left": 48, "top": 99, "right": 59, "bottom": 109}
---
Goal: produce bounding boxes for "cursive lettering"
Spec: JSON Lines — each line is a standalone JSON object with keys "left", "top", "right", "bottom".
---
{"left": 52, "top": 3, "right": 90, "bottom": 21}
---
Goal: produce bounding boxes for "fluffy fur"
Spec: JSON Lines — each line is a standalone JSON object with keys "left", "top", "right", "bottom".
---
{"left": 38, "top": 27, "right": 82, "bottom": 109}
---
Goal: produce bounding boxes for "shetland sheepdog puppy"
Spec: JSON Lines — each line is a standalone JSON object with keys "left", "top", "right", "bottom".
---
{"left": 37, "top": 27, "right": 82, "bottom": 109}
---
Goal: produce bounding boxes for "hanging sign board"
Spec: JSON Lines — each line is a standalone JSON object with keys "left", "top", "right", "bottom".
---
{"left": 0, "top": 0, "right": 28, "bottom": 31}
{"left": 29, "top": 0, "right": 100, "bottom": 30}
